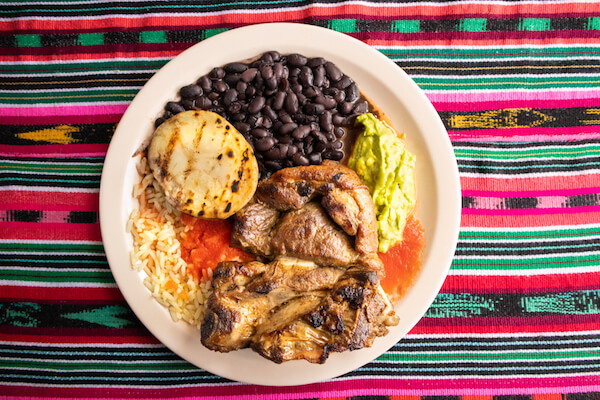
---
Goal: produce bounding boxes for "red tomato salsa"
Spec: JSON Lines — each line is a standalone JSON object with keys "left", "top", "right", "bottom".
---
{"left": 179, "top": 214, "right": 255, "bottom": 281}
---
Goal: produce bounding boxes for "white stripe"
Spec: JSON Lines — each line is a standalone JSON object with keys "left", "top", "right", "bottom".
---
{"left": 0, "top": 69, "right": 158, "bottom": 78}
{"left": 448, "top": 265, "right": 600, "bottom": 276}
{"left": 459, "top": 168, "right": 600, "bottom": 179}
{"left": 0, "top": 280, "right": 116, "bottom": 287}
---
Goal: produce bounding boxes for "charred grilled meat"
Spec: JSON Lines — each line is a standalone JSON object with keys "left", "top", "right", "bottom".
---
{"left": 201, "top": 162, "right": 399, "bottom": 363}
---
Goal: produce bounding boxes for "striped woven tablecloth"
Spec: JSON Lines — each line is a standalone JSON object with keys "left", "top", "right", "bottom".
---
{"left": 2, "top": 1, "right": 600, "bottom": 399}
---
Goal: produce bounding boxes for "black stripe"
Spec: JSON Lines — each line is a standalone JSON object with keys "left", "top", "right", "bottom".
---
{"left": 0, "top": 74, "right": 152, "bottom": 91}
{"left": 454, "top": 139, "right": 600, "bottom": 149}
{"left": 0, "top": 155, "right": 105, "bottom": 163}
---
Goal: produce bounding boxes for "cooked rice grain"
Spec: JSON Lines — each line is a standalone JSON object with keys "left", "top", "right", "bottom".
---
{"left": 128, "top": 156, "right": 212, "bottom": 329}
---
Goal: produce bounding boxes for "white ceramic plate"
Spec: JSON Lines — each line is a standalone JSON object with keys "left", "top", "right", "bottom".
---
{"left": 100, "top": 22, "right": 461, "bottom": 386}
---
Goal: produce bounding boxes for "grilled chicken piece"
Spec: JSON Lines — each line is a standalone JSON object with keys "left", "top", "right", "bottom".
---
{"left": 232, "top": 161, "right": 384, "bottom": 277}
{"left": 201, "top": 257, "right": 344, "bottom": 352}
{"left": 201, "top": 259, "right": 398, "bottom": 363}
{"left": 256, "top": 160, "right": 379, "bottom": 255}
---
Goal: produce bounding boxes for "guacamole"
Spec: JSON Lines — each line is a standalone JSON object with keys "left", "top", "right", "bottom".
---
{"left": 348, "top": 113, "right": 416, "bottom": 253}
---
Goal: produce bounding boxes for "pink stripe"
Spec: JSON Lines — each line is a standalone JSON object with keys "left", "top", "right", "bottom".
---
{"left": 425, "top": 89, "right": 600, "bottom": 104}
{"left": 0, "top": 202, "right": 96, "bottom": 212}
{"left": 462, "top": 205, "right": 600, "bottom": 215}
{"left": 1, "top": 376, "right": 599, "bottom": 399}
{"left": 0, "top": 143, "right": 108, "bottom": 157}
{"left": 432, "top": 97, "right": 600, "bottom": 112}
{"left": 0, "top": 104, "right": 128, "bottom": 117}
{"left": 449, "top": 126, "right": 600, "bottom": 142}
{"left": 461, "top": 211, "right": 600, "bottom": 228}
{"left": 462, "top": 187, "right": 600, "bottom": 197}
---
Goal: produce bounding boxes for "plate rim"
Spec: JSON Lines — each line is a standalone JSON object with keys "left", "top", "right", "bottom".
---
{"left": 100, "top": 22, "right": 461, "bottom": 386}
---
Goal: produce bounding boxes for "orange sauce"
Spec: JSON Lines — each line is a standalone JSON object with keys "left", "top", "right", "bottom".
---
{"left": 179, "top": 214, "right": 255, "bottom": 281}
{"left": 378, "top": 216, "right": 425, "bottom": 301}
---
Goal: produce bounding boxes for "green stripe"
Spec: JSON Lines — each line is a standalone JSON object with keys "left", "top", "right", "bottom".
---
{"left": 0, "top": 359, "right": 193, "bottom": 371}
{"left": 0, "top": 162, "right": 103, "bottom": 173}
{"left": 0, "top": 243, "right": 104, "bottom": 252}
{"left": 459, "top": 227, "right": 600, "bottom": 240}
{"left": 0, "top": 269, "right": 114, "bottom": 283}
{"left": 414, "top": 75, "right": 600, "bottom": 90}
{"left": 454, "top": 145, "right": 600, "bottom": 160}
{"left": 0, "top": 89, "right": 138, "bottom": 104}
{"left": 451, "top": 254, "right": 600, "bottom": 270}
{"left": 379, "top": 349, "right": 600, "bottom": 362}
{"left": 458, "top": 160, "right": 600, "bottom": 171}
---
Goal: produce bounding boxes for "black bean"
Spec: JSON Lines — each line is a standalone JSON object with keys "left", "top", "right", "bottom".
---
{"left": 234, "top": 122, "right": 251, "bottom": 134}
{"left": 333, "top": 89, "right": 346, "bottom": 103}
{"left": 180, "top": 84, "right": 202, "bottom": 99}
{"left": 339, "top": 102, "right": 354, "bottom": 115}
{"left": 224, "top": 62, "right": 248, "bottom": 73}
{"left": 314, "top": 95, "right": 337, "bottom": 109}
{"left": 287, "top": 53, "right": 308, "bottom": 67}
{"left": 287, "top": 145, "right": 298, "bottom": 156}
{"left": 264, "top": 147, "right": 282, "bottom": 160}
{"left": 285, "top": 91, "right": 299, "bottom": 114}
{"left": 277, "top": 143, "right": 289, "bottom": 157}
{"left": 166, "top": 101, "right": 185, "bottom": 114}
{"left": 261, "top": 107, "right": 275, "bottom": 123}
{"left": 279, "top": 122, "right": 298, "bottom": 135}
{"left": 261, "top": 64, "right": 274, "bottom": 80}
{"left": 353, "top": 101, "right": 368, "bottom": 114}
{"left": 319, "top": 111, "right": 333, "bottom": 132}
{"left": 299, "top": 66, "right": 313, "bottom": 87}
{"left": 308, "top": 152, "right": 322, "bottom": 165}
{"left": 278, "top": 78, "right": 289, "bottom": 92}
{"left": 292, "top": 125, "right": 311, "bottom": 139}
{"left": 273, "top": 62, "right": 284, "bottom": 79}
{"left": 154, "top": 117, "right": 166, "bottom": 128}
{"left": 236, "top": 80, "right": 248, "bottom": 95}
{"left": 313, "top": 66, "right": 325, "bottom": 87}
{"left": 223, "top": 73, "right": 240, "bottom": 87}
{"left": 245, "top": 86, "right": 257, "bottom": 98}
{"left": 296, "top": 92, "right": 307, "bottom": 106}
{"left": 209, "top": 67, "right": 225, "bottom": 80}
{"left": 264, "top": 160, "right": 282, "bottom": 171}
{"left": 207, "top": 92, "right": 220, "bottom": 101}
{"left": 272, "top": 91, "right": 286, "bottom": 110}
{"left": 230, "top": 112, "right": 246, "bottom": 122}
{"left": 304, "top": 102, "right": 325, "bottom": 115}
{"left": 252, "top": 128, "right": 269, "bottom": 139}
{"left": 255, "top": 136, "right": 276, "bottom": 151}
{"left": 314, "top": 141, "right": 326, "bottom": 152}
{"left": 195, "top": 95, "right": 212, "bottom": 109}
{"left": 279, "top": 111, "right": 293, "bottom": 124}
{"left": 181, "top": 99, "right": 196, "bottom": 110}
{"left": 213, "top": 80, "right": 228, "bottom": 93}
{"left": 265, "top": 76, "right": 278, "bottom": 90}
{"left": 307, "top": 57, "right": 326, "bottom": 67}
{"left": 329, "top": 150, "right": 344, "bottom": 161}
{"left": 260, "top": 116, "right": 273, "bottom": 129}
{"left": 223, "top": 88, "right": 238, "bottom": 106}
{"left": 291, "top": 83, "right": 303, "bottom": 94}
{"left": 248, "top": 96, "right": 266, "bottom": 114}
{"left": 198, "top": 76, "right": 212, "bottom": 92}
{"left": 312, "top": 130, "right": 328, "bottom": 143}
{"left": 292, "top": 153, "right": 310, "bottom": 166}
{"left": 330, "top": 139, "right": 343, "bottom": 150}
{"left": 334, "top": 127, "right": 345, "bottom": 138}
{"left": 303, "top": 86, "right": 318, "bottom": 98}
{"left": 241, "top": 68, "right": 258, "bottom": 83}
{"left": 268, "top": 51, "right": 281, "bottom": 62}
{"left": 345, "top": 82, "right": 360, "bottom": 103}
{"left": 260, "top": 52, "right": 274, "bottom": 64}
{"left": 325, "top": 62, "right": 343, "bottom": 82}
{"left": 335, "top": 75, "right": 352, "bottom": 89}
{"left": 278, "top": 135, "right": 293, "bottom": 144}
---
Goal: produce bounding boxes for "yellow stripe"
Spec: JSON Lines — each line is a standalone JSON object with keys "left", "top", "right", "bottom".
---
{"left": 16, "top": 125, "right": 80, "bottom": 144}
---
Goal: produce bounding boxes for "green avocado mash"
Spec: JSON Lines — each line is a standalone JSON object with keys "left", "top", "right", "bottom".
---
{"left": 348, "top": 113, "right": 416, "bottom": 253}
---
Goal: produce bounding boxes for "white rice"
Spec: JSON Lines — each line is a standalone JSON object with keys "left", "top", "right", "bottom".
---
{"left": 127, "top": 155, "right": 212, "bottom": 329}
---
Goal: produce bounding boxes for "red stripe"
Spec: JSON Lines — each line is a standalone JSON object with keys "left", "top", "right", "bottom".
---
{"left": 0, "top": 286, "right": 124, "bottom": 302}
{"left": 0, "top": 113, "right": 122, "bottom": 125}
{"left": 2, "top": 2, "right": 599, "bottom": 33}
{"left": 412, "top": 315, "right": 600, "bottom": 334}
{"left": 0, "top": 143, "right": 108, "bottom": 156}
{"left": 461, "top": 211, "right": 600, "bottom": 228}
{"left": 0, "top": 327, "right": 158, "bottom": 344}
{"left": 441, "top": 272, "right": 600, "bottom": 294}
{"left": 462, "top": 187, "right": 600, "bottom": 198}
{"left": 461, "top": 174, "right": 600, "bottom": 193}
{"left": 1, "top": 190, "right": 99, "bottom": 210}
{"left": 0, "top": 222, "right": 101, "bottom": 241}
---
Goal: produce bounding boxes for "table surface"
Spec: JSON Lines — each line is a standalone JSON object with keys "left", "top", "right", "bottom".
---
{"left": 2, "top": 1, "right": 600, "bottom": 399}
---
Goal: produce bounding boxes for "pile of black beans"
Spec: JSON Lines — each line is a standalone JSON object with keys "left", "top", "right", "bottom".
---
{"left": 154, "top": 51, "right": 369, "bottom": 177}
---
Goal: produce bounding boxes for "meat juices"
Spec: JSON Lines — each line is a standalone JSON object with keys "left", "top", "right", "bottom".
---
{"left": 200, "top": 162, "right": 399, "bottom": 363}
